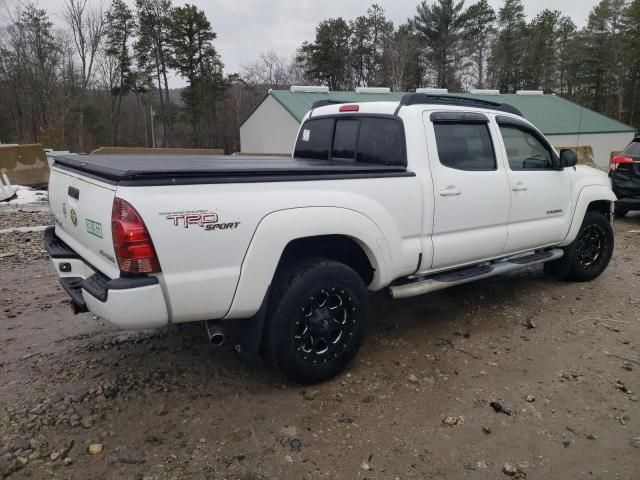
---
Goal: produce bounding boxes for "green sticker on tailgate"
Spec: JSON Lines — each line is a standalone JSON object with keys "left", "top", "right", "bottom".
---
{"left": 85, "top": 218, "right": 103, "bottom": 238}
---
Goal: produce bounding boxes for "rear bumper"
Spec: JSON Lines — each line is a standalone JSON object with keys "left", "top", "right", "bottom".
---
{"left": 44, "top": 227, "right": 168, "bottom": 329}
{"left": 610, "top": 171, "right": 640, "bottom": 202}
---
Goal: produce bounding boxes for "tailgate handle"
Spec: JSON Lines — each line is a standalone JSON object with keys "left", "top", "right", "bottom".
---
{"left": 68, "top": 186, "right": 80, "bottom": 200}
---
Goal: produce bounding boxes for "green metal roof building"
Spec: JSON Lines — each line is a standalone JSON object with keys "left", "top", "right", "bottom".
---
{"left": 239, "top": 88, "right": 636, "bottom": 166}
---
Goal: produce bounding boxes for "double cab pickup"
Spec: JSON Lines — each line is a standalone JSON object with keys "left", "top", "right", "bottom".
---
{"left": 45, "top": 94, "right": 616, "bottom": 384}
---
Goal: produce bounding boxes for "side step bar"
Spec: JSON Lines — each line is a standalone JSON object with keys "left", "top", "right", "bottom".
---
{"left": 388, "top": 248, "right": 564, "bottom": 300}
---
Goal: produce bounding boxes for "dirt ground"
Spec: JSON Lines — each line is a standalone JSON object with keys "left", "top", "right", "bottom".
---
{"left": 0, "top": 209, "right": 639, "bottom": 480}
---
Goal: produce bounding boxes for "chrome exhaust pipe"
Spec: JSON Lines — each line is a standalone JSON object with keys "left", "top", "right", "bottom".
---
{"left": 205, "top": 320, "right": 225, "bottom": 346}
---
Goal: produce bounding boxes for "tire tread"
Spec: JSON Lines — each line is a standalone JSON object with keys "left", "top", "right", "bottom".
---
{"left": 263, "top": 258, "right": 369, "bottom": 384}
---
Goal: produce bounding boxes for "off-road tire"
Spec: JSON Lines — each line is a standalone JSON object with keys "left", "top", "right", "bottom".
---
{"left": 263, "top": 258, "right": 370, "bottom": 384}
{"left": 544, "top": 210, "right": 614, "bottom": 282}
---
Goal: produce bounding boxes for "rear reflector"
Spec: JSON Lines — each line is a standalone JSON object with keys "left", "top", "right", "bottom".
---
{"left": 610, "top": 155, "right": 634, "bottom": 171}
{"left": 339, "top": 104, "right": 359, "bottom": 112}
{"left": 112, "top": 198, "right": 161, "bottom": 274}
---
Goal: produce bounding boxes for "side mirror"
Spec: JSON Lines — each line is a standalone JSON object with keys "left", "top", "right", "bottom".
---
{"left": 559, "top": 149, "right": 578, "bottom": 168}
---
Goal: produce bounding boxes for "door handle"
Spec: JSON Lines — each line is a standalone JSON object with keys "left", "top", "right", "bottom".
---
{"left": 512, "top": 183, "right": 528, "bottom": 192}
{"left": 439, "top": 186, "right": 461, "bottom": 196}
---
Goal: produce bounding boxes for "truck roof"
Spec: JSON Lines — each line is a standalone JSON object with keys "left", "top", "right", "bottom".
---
{"left": 308, "top": 99, "right": 525, "bottom": 123}
{"left": 311, "top": 93, "right": 523, "bottom": 117}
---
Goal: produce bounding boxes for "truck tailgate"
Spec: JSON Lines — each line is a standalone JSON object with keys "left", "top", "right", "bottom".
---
{"left": 49, "top": 166, "right": 120, "bottom": 279}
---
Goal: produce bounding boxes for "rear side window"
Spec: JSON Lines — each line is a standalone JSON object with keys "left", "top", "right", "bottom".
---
{"left": 433, "top": 123, "right": 496, "bottom": 171}
{"left": 357, "top": 118, "right": 406, "bottom": 165}
{"left": 294, "top": 116, "right": 406, "bottom": 166}
{"left": 294, "top": 118, "right": 333, "bottom": 160}
{"left": 623, "top": 140, "right": 640, "bottom": 156}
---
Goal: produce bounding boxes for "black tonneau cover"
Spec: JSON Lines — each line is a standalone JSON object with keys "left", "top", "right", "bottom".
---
{"left": 53, "top": 155, "right": 412, "bottom": 186}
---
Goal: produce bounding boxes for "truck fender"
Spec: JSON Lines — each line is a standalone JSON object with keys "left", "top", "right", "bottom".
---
{"left": 223, "top": 207, "right": 391, "bottom": 319}
{"left": 560, "top": 185, "right": 616, "bottom": 247}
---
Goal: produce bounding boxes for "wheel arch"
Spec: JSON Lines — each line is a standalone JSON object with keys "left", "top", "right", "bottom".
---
{"left": 561, "top": 185, "right": 615, "bottom": 247}
{"left": 224, "top": 207, "right": 391, "bottom": 319}
{"left": 276, "top": 235, "right": 376, "bottom": 286}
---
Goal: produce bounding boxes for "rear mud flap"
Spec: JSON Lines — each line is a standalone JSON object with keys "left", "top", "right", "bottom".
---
{"left": 231, "top": 287, "right": 270, "bottom": 367}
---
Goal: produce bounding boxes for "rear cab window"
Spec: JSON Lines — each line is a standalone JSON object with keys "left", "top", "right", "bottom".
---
{"left": 430, "top": 113, "right": 496, "bottom": 171}
{"left": 357, "top": 118, "right": 405, "bottom": 165}
{"left": 294, "top": 115, "right": 407, "bottom": 166}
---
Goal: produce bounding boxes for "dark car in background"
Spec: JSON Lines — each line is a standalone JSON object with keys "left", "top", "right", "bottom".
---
{"left": 610, "top": 137, "right": 640, "bottom": 217}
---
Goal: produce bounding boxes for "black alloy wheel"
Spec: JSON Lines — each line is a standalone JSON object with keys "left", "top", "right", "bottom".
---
{"left": 294, "top": 288, "right": 356, "bottom": 363}
{"left": 576, "top": 224, "right": 607, "bottom": 268}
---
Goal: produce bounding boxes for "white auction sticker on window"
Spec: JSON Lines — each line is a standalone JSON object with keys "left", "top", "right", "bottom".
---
{"left": 302, "top": 129, "right": 311, "bottom": 142}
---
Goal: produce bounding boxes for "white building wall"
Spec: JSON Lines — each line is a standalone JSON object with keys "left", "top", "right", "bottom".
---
{"left": 239, "top": 95, "right": 300, "bottom": 154}
{"left": 547, "top": 132, "right": 635, "bottom": 168}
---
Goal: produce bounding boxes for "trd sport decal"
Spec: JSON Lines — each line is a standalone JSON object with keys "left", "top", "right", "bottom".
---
{"left": 160, "top": 210, "right": 240, "bottom": 231}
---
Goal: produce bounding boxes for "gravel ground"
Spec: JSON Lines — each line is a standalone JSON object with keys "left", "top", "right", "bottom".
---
{"left": 0, "top": 231, "right": 50, "bottom": 270}
{"left": 0, "top": 211, "right": 639, "bottom": 479}
{"left": 0, "top": 211, "right": 53, "bottom": 231}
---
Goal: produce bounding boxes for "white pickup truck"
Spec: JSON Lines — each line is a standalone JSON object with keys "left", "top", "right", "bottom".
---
{"left": 45, "top": 94, "right": 616, "bottom": 384}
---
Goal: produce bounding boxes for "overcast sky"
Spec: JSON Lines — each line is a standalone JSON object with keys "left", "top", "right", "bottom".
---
{"left": 11, "top": 0, "right": 601, "bottom": 82}
{"left": 202, "top": 0, "right": 600, "bottom": 74}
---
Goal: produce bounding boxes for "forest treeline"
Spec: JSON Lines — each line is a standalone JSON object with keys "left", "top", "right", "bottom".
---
{"left": 0, "top": 0, "right": 639, "bottom": 153}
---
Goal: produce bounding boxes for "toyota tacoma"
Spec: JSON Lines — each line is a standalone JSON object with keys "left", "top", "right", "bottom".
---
{"left": 45, "top": 94, "right": 616, "bottom": 384}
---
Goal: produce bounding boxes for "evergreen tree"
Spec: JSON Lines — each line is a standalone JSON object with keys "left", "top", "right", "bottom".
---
{"left": 464, "top": 0, "right": 496, "bottom": 89}
{"left": 363, "top": 5, "right": 394, "bottom": 86}
{"left": 105, "top": 0, "right": 136, "bottom": 145}
{"left": 490, "top": 0, "right": 526, "bottom": 92}
{"left": 556, "top": 16, "right": 577, "bottom": 96}
{"left": 411, "top": 0, "right": 470, "bottom": 89}
{"left": 296, "top": 18, "right": 352, "bottom": 90}
{"left": 522, "top": 10, "right": 563, "bottom": 92}
{"left": 349, "top": 5, "right": 393, "bottom": 87}
{"left": 623, "top": 0, "right": 640, "bottom": 124}
{"left": 168, "top": 3, "right": 226, "bottom": 143}
{"left": 350, "top": 15, "right": 371, "bottom": 87}
{"left": 581, "top": 0, "right": 628, "bottom": 116}
{"left": 199, "top": 51, "right": 231, "bottom": 148}
{"left": 135, "top": 0, "right": 174, "bottom": 147}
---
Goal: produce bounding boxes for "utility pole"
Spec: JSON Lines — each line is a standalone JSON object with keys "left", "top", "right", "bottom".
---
{"left": 79, "top": 112, "right": 84, "bottom": 153}
{"left": 150, "top": 105, "right": 156, "bottom": 148}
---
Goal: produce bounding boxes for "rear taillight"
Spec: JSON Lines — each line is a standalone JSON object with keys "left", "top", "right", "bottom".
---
{"left": 111, "top": 198, "right": 161, "bottom": 274}
{"left": 339, "top": 104, "right": 359, "bottom": 112}
{"left": 610, "top": 155, "right": 634, "bottom": 171}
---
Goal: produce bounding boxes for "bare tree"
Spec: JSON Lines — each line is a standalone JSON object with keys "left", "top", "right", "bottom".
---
{"left": 0, "top": 3, "right": 65, "bottom": 143}
{"left": 384, "top": 24, "right": 421, "bottom": 91}
{"left": 64, "top": 0, "right": 106, "bottom": 90}
{"left": 241, "top": 50, "right": 296, "bottom": 89}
